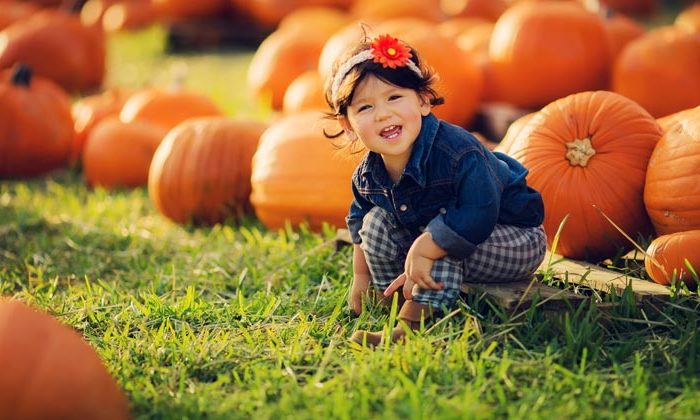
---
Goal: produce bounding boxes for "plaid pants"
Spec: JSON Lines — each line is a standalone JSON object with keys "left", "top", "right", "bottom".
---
{"left": 358, "top": 207, "right": 547, "bottom": 308}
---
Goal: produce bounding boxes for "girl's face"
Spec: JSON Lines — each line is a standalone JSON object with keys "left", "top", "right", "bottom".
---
{"left": 339, "top": 75, "right": 431, "bottom": 170}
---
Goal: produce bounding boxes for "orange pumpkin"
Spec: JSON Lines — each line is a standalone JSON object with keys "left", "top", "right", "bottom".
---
{"left": 0, "top": 299, "right": 130, "bottom": 419}
{"left": 644, "top": 105, "right": 700, "bottom": 235}
{"left": 507, "top": 90, "right": 661, "bottom": 261}
{"left": 283, "top": 70, "right": 328, "bottom": 114}
{"left": 247, "top": 27, "right": 329, "bottom": 110}
{"left": 0, "top": 9, "right": 105, "bottom": 92}
{"left": 250, "top": 111, "right": 359, "bottom": 231}
{"left": 277, "top": 6, "right": 351, "bottom": 36}
{"left": 71, "top": 87, "right": 135, "bottom": 164}
{"left": 440, "top": 0, "right": 507, "bottom": 21}
{"left": 351, "top": 0, "right": 444, "bottom": 22}
{"left": 602, "top": 12, "right": 645, "bottom": 64}
{"left": 487, "top": 1, "right": 609, "bottom": 108}
{"left": 232, "top": 0, "right": 353, "bottom": 29}
{"left": 83, "top": 117, "right": 167, "bottom": 189}
{"left": 612, "top": 26, "right": 700, "bottom": 118}
{"left": 148, "top": 117, "right": 268, "bottom": 225}
{"left": 119, "top": 88, "right": 223, "bottom": 129}
{"left": 675, "top": 3, "right": 700, "bottom": 33}
{"left": 0, "top": 64, "right": 74, "bottom": 178}
{"left": 645, "top": 230, "right": 700, "bottom": 286}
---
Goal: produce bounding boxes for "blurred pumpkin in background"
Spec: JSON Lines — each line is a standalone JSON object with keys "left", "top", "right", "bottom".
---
{"left": 0, "top": 64, "right": 74, "bottom": 178}
{"left": 149, "top": 117, "right": 268, "bottom": 225}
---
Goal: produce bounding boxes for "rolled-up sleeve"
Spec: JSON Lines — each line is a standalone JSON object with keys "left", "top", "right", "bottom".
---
{"left": 426, "top": 152, "right": 501, "bottom": 259}
{"left": 346, "top": 177, "right": 374, "bottom": 244}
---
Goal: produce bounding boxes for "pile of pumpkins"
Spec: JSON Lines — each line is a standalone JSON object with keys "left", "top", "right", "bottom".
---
{"left": 2, "top": 0, "right": 700, "bottom": 287}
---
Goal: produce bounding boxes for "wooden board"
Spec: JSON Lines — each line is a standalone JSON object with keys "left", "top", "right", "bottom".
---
{"left": 459, "top": 279, "right": 586, "bottom": 311}
{"left": 334, "top": 229, "right": 671, "bottom": 310}
{"left": 539, "top": 251, "right": 670, "bottom": 301}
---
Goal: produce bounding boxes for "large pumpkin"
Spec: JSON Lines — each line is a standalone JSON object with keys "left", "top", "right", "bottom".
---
{"left": 250, "top": 111, "right": 359, "bottom": 231}
{"left": 0, "top": 299, "right": 130, "bottom": 419}
{"left": 0, "top": 64, "right": 74, "bottom": 178}
{"left": 644, "top": 105, "right": 700, "bottom": 235}
{"left": 645, "top": 230, "right": 700, "bottom": 286}
{"left": 148, "top": 117, "right": 268, "bottom": 225}
{"left": 486, "top": 1, "right": 609, "bottom": 109}
{"left": 0, "top": 9, "right": 105, "bottom": 92}
{"left": 508, "top": 90, "right": 661, "bottom": 261}
{"left": 232, "top": 0, "right": 353, "bottom": 29}
{"left": 612, "top": 26, "right": 700, "bottom": 118}
{"left": 83, "top": 117, "right": 167, "bottom": 189}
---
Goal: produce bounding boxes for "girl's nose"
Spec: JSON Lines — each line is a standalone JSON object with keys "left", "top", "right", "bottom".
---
{"left": 374, "top": 104, "right": 391, "bottom": 121}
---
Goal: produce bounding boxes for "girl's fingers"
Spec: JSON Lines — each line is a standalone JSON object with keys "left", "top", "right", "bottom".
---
{"left": 383, "top": 273, "right": 407, "bottom": 297}
{"left": 415, "top": 274, "right": 443, "bottom": 290}
{"left": 403, "top": 277, "right": 415, "bottom": 301}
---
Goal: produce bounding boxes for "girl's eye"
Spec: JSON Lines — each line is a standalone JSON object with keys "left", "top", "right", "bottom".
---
{"left": 357, "top": 104, "right": 371, "bottom": 112}
{"left": 389, "top": 95, "right": 402, "bottom": 101}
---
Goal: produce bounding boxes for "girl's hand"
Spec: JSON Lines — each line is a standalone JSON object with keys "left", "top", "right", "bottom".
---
{"left": 384, "top": 233, "right": 446, "bottom": 300}
{"left": 349, "top": 273, "right": 371, "bottom": 316}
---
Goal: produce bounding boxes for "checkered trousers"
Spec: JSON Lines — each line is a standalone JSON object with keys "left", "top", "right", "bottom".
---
{"left": 358, "top": 207, "right": 547, "bottom": 308}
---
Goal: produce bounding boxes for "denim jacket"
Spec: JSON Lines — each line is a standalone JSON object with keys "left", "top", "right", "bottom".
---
{"left": 346, "top": 113, "right": 544, "bottom": 259}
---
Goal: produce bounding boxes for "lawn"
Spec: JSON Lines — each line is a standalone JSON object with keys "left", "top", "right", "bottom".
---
{"left": 1, "top": 25, "right": 700, "bottom": 419}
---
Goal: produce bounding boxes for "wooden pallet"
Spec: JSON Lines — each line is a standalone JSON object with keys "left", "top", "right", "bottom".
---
{"left": 334, "top": 229, "right": 671, "bottom": 311}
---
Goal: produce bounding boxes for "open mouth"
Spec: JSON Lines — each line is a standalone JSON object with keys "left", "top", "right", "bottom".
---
{"left": 380, "top": 125, "right": 402, "bottom": 140}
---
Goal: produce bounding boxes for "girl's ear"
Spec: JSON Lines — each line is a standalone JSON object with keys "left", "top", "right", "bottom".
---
{"left": 338, "top": 116, "right": 357, "bottom": 140}
{"left": 419, "top": 96, "right": 431, "bottom": 116}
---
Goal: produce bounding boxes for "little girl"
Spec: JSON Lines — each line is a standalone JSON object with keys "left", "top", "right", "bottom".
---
{"left": 324, "top": 33, "right": 547, "bottom": 346}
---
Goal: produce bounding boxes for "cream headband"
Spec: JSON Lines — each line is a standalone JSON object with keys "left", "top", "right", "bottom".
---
{"left": 330, "top": 34, "right": 423, "bottom": 106}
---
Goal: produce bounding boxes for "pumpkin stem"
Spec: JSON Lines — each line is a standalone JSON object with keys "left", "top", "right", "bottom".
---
{"left": 11, "top": 64, "right": 32, "bottom": 88}
{"left": 565, "top": 137, "right": 595, "bottom": 167}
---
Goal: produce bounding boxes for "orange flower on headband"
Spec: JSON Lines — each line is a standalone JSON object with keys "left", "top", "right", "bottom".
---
{"left": 370, "top": 34, "right": 413, "bottom": 69}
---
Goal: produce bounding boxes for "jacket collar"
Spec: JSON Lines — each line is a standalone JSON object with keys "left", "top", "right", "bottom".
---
{"left": 359, "top": 113, "right": 439, "bottom": 188}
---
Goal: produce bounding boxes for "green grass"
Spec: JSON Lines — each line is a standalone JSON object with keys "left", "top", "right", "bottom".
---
{"left": 2, "top": 26, "right": 700, "bottom": 419}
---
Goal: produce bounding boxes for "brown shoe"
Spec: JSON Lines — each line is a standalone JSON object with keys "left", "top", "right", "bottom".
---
{"left": 349, "top": 301, "right": 432, "bottom": 347}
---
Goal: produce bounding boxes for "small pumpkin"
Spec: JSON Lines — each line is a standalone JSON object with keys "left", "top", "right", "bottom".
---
{"left": 645, "top": 230, "right": 700, "bottom": 286}
{"left": 83, "top": 117, "right": 167, "bottom": 189}
{"left": 507, "top": 90, "right": 662, "bottom": 261}
{"left": 247, "top": 26, "right": 329, "bottom": 110}
{"left": 148, "top": 117, "right": 268, "bottom": 225}
{"left": 0, "top": 64, "right": 74, "bottom": 178}
{"left": 644, "top": 105, "right": 700, "bottom": 235}
{"left": 283, "top": 70, "right": 327, "bottom": 114}
{"left": 71, "top": 87, "right": 135, "bottom": 164}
